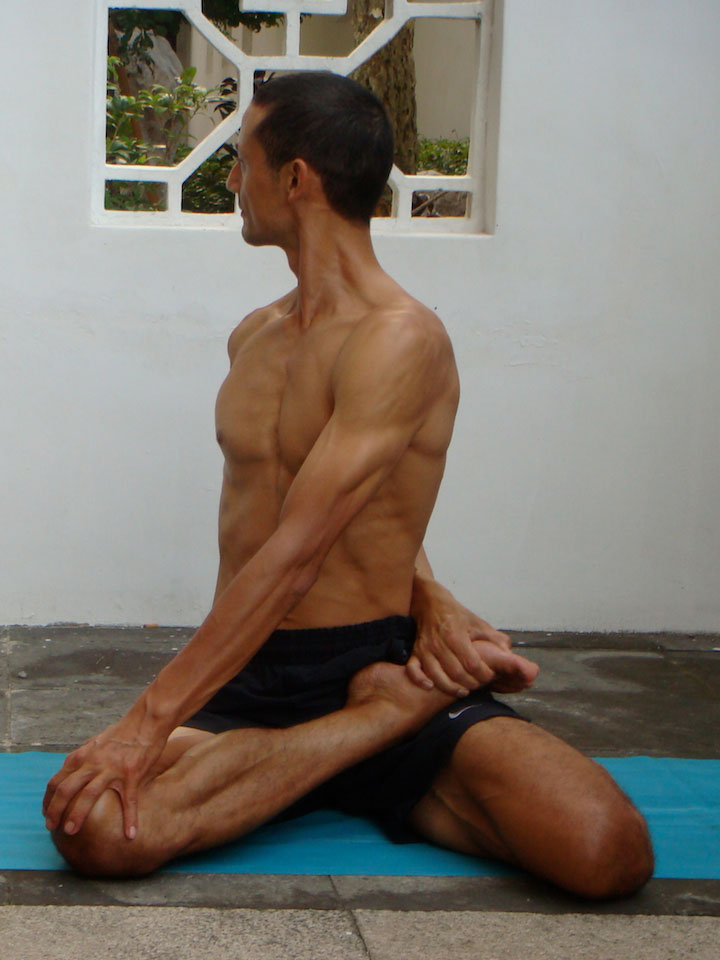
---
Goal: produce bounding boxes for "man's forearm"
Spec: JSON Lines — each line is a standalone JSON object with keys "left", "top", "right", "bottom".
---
{"left": 129, "top": 529, "right": 316, "bottom": 736}
{"left": 134, "top": 543, "right": 444, "bottom": 736}
{"left": 414, "top": 544, "right": 435, "bottom": 581}
{"left": 411, "top": 544, "right": 457, "bottom": 614}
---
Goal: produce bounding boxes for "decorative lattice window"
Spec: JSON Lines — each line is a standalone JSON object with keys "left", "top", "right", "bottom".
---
{"left": 96, "top": 0, "right": 501, "bottom": 233}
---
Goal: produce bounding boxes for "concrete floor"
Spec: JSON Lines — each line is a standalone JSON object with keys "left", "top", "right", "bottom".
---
{"left": 1, "top": 625, "right": 719, "bottom": 959}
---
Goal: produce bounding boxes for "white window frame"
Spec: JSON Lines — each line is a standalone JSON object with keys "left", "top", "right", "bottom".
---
{"left": 94, "top": 0, "right": 500, "bottom": 234}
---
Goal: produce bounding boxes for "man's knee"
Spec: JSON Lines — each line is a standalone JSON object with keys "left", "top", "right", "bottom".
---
{"left": 571, "top": 797, "right": 654, "bottom": 900}
{"left": 51, "top": 789, "right": 162, "bottom": 879}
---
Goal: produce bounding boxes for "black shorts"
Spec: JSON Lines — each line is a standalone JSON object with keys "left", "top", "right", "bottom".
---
{"left": 183, "top": 615, "right": 526, "bottom": 832}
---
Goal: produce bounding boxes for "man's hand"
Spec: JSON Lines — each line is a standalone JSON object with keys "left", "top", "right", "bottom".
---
{"left": 42, "top": 711, "right": 168, "bottom": 840}
{"left": 407, "top": 577, "right": 539, "bottom": 697}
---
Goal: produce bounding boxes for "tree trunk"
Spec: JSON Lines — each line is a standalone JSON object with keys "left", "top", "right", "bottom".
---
{"left": 350, "top": 1, "right": 418, "bottom": 174}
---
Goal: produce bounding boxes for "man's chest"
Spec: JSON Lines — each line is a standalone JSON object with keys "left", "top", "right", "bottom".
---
{"left": 215, "top": 318, "right": 345, "bottom": 479}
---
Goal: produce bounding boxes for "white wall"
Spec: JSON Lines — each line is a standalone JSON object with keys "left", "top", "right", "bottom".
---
{"left": 415, "top": 19, "right": 476, "bottom": 139}
{"left": 1, "top": 0, "right": 719, "bottom": 630}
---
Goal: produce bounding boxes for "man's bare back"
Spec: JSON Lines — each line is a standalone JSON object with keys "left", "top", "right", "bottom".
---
{"left": 213, "top": 284, "right": 459, "bottom": 628}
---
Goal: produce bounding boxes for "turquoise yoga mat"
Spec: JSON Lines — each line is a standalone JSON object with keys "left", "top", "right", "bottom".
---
{"left": 0, "top": 753, "right": 718, "bottom": 877}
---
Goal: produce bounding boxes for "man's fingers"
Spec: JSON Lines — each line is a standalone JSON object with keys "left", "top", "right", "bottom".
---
{"left": 408, "top": 646, "right": 475, "bottom": 695}
{"left": 43, "top": 754, "right": 83, "bottom": 816}
{"left": 431, "top": 638, "right": 495, "bottom": 691}
{"left": 43, "top": 775, "right": 62, "bottom": 818}
{"left": 44, "top": 768, "right": 98, "bottom": 831}
{"left": 416, "top": 650, "right": 477, "bottom": 697}
{"left": 122, "top": 784, "right": 139, "bottom": 840}
{"left": 60, "top": 773, "right": 112, "bottom": 835}
{"left": 406, "top": 655, "right": 434, "bottom": 690}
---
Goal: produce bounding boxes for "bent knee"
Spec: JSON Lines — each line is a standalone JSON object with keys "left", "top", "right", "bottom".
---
{"left": 52, "top": 790, "right": 160, "bottom": 878}
{"left": 571, "top": 800, "right": 654, "bottom": 900}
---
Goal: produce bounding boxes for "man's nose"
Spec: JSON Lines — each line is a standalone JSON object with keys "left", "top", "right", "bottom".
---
{"left": 226, "top": 161, "right": 241, "bottom": 194}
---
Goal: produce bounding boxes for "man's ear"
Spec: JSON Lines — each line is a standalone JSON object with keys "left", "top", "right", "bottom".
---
{"left": 285, "top": 158, "right": 324, "bottom": 205}
{"left": 286, "top": 158, "right": 308, "bottom": 198}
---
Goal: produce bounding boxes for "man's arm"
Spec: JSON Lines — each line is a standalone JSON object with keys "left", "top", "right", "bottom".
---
{"left": 414, "top": 544, "right": 435, "bottom": 580}
{"left": 43, "top": 310, "right": 451, "bottom": 839}
{"left": 408, "top": 545, "right": 540, "bottom": 697}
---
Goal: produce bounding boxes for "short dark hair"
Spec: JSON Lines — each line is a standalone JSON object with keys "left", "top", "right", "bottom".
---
{"left": 252, "top": 71, "right": 394, "bottom": 224}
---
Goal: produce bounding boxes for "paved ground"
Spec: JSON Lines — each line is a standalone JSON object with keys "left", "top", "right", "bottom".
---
{"left": 1, "top": 625, "right": 719, "bottom": 959}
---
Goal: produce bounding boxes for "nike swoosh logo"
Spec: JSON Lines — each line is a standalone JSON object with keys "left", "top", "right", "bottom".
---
{"left": 448, "top": 704, "right": 483, "bottom": 720}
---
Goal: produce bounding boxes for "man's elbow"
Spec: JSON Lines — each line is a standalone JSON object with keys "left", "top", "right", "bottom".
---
{"left": 272, "top": 519, "right": 327, "bottom": 600}
{"left": 292, "top": 559, "right": 321, "bottom": 600}
{"left": 286, "top": 544, "right": 324, "bottom": 600}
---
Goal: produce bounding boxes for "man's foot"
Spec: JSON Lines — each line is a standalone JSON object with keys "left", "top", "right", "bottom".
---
{"left": 346, "top": 660, "right": 455, "bottom": 735}
{"left": 471, "top": 640, "right": 540, "bottom": 693}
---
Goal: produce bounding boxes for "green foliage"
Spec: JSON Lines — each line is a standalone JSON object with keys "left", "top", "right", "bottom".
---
{"left": 107, "top": 3, "right": 277, "bottom": 215}
{"left": 201, "top": 0, "right": 283, "bottom": 33}
{"left": 417, "top": 137, "right": 470, "bottom": 176}
{"left": 182, "top": 147, "right": 236, "bottom": 213}
{"left": 105, "top": 55, "right": 239, "bottom": 213}
{"left": 105, "top": 179, "right": 167, "bottom": 212}
{"left": 109, "top": 4, "right": 281, "bottom": 61}
{"left": 110, "top": 10, "right": 183, "bottom": 62}
{"left": 106, "top": 59, "right": 213, "bottom": 164}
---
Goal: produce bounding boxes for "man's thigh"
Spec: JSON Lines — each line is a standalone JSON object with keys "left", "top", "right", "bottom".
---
{"left": 149, "top": 725, "right": 217, "bottom": 777}
{"left": 407, "top": 717, "right": 652, "bottom": 896}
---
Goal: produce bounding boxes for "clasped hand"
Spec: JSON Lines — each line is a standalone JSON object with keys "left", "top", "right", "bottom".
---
{"left": 42, "top": 714, "right": 167, "bottom": 840}
{"left": 407, "top": 580, "right": 539, "bottom": 697}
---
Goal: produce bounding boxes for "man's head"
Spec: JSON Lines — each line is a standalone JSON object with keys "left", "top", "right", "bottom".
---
{"left": 250, "top": 71, "right": 394, "bottom": 224}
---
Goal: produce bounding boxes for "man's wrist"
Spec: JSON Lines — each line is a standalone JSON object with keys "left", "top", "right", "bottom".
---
{"left": 128, "top": 686, "right": 179, "bottom": 740}
{"left": 410, "top": 573, "right": 453, "bottom": 613}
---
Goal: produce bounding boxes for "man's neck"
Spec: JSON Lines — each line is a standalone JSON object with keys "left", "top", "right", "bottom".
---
{"left": 282, "top": 209, "right": 394, "bottom": 329}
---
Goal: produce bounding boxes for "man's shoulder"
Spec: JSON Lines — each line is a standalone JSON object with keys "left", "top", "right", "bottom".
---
{"left": 227, "top": 289, "right": 297, "bottom": 360}
{"left": 344, "top": 294, "right": 455, "bottom": 377}
{"left": 332, "top": 293, "right": 458, "bottom": 410}
{"left": 365, "top": 290, "right": 444, "bottom": 328}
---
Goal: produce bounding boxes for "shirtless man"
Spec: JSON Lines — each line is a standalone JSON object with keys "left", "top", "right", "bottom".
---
{"left": 44, "top": 72, "right": 653, "bottom": 897}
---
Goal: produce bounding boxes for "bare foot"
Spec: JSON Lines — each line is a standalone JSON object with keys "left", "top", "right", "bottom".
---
{"left": 472, "top": 641, "right": 539, "bottom": 693}
{"left": 346, "top": 660, "right": 455, "bottom": 734}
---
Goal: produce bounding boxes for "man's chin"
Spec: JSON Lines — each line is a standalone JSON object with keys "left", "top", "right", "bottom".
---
{"left": 241, "top": 223, "right": 271, "bottom": 247}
